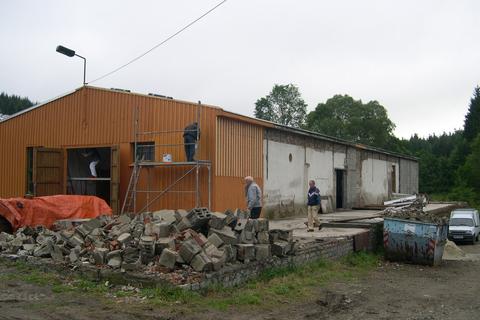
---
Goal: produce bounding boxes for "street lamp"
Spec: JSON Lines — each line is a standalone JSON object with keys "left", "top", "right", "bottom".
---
{"left": 56, "top": 45, "right": 87, "bottom": 85}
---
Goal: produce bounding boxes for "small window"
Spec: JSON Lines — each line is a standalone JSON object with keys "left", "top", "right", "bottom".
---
{"left": 289, "top": 153, "right": 293, "bottom": 162}
{"left": 132, "top": 142, "right": 155, "bottom": 161}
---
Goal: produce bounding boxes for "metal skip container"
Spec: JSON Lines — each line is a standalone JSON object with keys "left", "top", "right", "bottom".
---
{"left": 383, "top": 218, "right": 448, "bottom": 266}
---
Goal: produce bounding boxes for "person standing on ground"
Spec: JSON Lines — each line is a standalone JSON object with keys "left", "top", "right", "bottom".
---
{"left": 306, "top": 180, "right": 321, "bottom": 232}
{"left": 183, "top": 122, "right": 200, "bottom": 162}
{"left": 245, "top": 176, "right": 262, "bottom": 219}
{"left": 81, "top": 148, "right": 101, "bottom": 178}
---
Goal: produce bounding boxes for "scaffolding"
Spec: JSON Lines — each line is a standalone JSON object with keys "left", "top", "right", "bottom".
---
{"left": 121, "top": 104, "right": 211, "bottom": 215}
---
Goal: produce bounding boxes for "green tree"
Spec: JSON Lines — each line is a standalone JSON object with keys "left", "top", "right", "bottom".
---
{"left": 0, "top": 92, "right": 34, "bottom": 115}
{"left": 254, "top": 84, "right": 307, "bottom": 128}
{"left": 306, "top": 94, "right": 395, "bottom": 148}
{"left": 464, "top": 86, "right": 480, "bottom": 142}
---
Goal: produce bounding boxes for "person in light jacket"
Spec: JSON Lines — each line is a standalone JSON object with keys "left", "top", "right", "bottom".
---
{"left": 306, "top": 180, "right": 321, "bottom": 232}
{"left": 244, "top": 176, "right": 262, "bottom": 219}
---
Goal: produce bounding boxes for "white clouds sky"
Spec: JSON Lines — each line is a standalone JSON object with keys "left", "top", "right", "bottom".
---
{"left": 1, "top": 0, "right": 479, "bottom": 138}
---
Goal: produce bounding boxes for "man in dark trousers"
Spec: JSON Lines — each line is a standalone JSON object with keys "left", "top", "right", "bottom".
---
{"left": 245, "top": 176, "right": 263, "bottom": 219}
{"left": 183, "top": 122, "right": 200, "bottom": 162}
{"left": 306, "top": 180, "right": 321, "bottom": 232}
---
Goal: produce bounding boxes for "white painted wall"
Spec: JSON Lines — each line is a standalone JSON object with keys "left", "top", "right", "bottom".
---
{"left": 360, "top": 158, "right": 389, "bottom": 204}
{"left": 264, "top": 140, "right": 306, "bottom": 208}
{"left": 264, "top": 139, "right": 339, "bottom": 214}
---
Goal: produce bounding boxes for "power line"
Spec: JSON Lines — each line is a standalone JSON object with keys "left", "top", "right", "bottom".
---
{"left": 88, "top": 0, "right": 227, "bottom": 84}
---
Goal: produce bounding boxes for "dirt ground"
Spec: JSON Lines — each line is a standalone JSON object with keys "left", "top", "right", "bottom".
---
{"left": 1, "top": 242, "right": 479, "bottom": 320}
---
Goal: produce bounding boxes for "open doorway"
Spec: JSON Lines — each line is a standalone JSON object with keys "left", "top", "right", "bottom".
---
{"left": 335, "top": 169, "right": 345, "bottom": 209}
{"left": 66, "top": 147, "right": 111, "bottom": 204}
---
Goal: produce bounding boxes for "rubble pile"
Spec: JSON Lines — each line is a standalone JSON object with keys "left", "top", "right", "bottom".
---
{"left": 0, "top": 208, "right": 297, "bottom": 274}
{"left": 383, "top": 198, "right": 448, "bottom": 224}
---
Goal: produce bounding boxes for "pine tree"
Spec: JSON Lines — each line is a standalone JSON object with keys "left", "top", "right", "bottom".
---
{"left": 464, "top": 86, "right": 480, "bottom": 142}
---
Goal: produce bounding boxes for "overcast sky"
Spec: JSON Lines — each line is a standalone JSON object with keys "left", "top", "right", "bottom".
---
{"left": 1, "top": 0, "right": 479, "bottom": 138}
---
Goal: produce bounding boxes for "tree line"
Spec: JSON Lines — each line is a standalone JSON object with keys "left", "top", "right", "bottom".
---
{"left": 0, "top": 92, "right": 35, "bottom": 117}
{"left": 255, "top": 84, "right": 480, "bottom": 207}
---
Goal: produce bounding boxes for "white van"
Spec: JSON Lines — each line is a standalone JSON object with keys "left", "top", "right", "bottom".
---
{"left": 448, "top": 209, "right": 480, "bottom": 244}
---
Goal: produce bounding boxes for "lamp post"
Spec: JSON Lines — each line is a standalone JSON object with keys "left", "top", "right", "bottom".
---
{"left": 56, "top": 45, "right": 87, "bottom": 85}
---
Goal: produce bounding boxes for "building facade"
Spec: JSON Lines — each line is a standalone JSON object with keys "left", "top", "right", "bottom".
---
{"left": 0, "top": 86, "right": 418, "bottom": 217}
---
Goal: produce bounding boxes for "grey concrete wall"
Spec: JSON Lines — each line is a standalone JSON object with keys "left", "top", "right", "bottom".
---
{"left": 399, "top": 158, "right": 419, "bottom": 194}
{"left": 263, "top": 129, "right": 419, "bottom": 216}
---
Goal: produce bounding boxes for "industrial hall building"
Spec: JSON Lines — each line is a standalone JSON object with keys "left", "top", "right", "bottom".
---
{"left": 0, "top": 86, "right": 419, "bottom": 217}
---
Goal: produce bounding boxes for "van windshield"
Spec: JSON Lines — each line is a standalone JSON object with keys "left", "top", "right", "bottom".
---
{"left": 449, "top": 218, "right": 474, "bottom": 227}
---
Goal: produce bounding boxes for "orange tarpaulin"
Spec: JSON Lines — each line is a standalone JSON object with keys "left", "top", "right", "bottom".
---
{"left": 0, "top": 195, "right": 112, "bottom": 231}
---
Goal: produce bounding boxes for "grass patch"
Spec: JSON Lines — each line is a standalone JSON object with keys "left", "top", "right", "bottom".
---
{"left": 0, "top": 251, "right": 380, "bottom": 312}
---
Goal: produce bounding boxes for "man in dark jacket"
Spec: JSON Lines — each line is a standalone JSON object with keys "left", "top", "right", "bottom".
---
{"left": 183, "top": 122, "right": 200, "bottom": 162}
{"left": 306, "top": 180, "right": 321, "bottom": 232}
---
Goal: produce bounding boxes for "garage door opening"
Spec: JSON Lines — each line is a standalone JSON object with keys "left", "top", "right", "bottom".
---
{"left": 66, "top": 147, "right": 111, "bottom": 203}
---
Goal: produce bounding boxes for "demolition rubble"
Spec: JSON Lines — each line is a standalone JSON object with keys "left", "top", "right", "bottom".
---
{"left": 0, "top": 208, "right": 298, "bottom": 281}
{"left": 383, "top": 196, "right": 449, "bottom": 225}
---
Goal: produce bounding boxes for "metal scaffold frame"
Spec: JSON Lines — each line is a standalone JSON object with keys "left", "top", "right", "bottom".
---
{"left": 121, "top": 103, "right": 211, "bottom": 215}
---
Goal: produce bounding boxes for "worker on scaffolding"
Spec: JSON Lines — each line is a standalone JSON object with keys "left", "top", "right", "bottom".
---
{"left": 183, "top": 122, "right": 200, "bottom": 162}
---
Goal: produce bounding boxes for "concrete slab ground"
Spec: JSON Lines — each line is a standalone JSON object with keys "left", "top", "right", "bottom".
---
{"left": 269, "top": 202, "right": 458, "bottom": 240}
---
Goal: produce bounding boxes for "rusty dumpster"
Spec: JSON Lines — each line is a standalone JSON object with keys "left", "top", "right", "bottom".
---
{"left": 383, "top": 217, "right": 448, "bottom": 266}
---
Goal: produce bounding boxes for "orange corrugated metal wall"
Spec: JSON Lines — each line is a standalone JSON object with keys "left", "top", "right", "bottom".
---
{"left": 0, "top": 87, "right": 217, "bottom": 211}
{"left": 214, "top": 117, "right": 264, "bottom": 211}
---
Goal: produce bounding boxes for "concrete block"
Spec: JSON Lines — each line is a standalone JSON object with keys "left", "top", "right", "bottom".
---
{"left": 179, "top": 238, "right": 202, "bottom": 263}
{"left": 224, "top": 209, "right": 237, "bottom": 227}
{"left": 158, "top": 248, "right": 178, "bottom": 269}
{"left": 93, "top": 247, "right": 109, "bottom": 265}
{"left": 236, "top": 244, "right": 255, "bottom": 262}
{"left": 255, "top": 218, "right": 269, "bottom": 232}
{"left": 234, "top": 218, "right": 247, "bottom": 232}
{"left": 117, "top": 214, "right": 131, "bottom": 225}
{"left": 68, "top": 233, "right": 85, "bottom": 248}
{"left": 69, "top": 250, "right": 79, "bottom": 263}
{"left": 175, "top": 209, "right": 189, "bottom": 222}
{"left": 139, "top": 236, "right": 156, "bottom": 263}
{"left": 51, "top": 245, "right": 64, "bottom": 262}
{"left": 153, "top": 209, "right": 176, "bottom": 224}
{"left": 221, "top": 244, "right": 237, "bottom": 263}
{"left": 234, "top": 209, "right": 249, "bottom": 219}
{"left": 22, "top": 243, "right": 36, "bottom": 252}
{"left": 209, "top": 212, "right": 227, "bottom": 229}
{"left": 208, "top": 227, "right": 238, "bottom": 245}
{"left": 117, "top": 233, "right": 132, "bottom": 244}
{"left": 131, "top": 222, "right": 145, "bottom": 239}
{"left": 255, "top": 244, "right": 271, "bottom": 261}
{"left": 176, "top": 217, "right": 192, "bottom": 232}
{"left": 271, "top": 241, "right": 290, "bottom": 257}
{"left": 204, "top": 243, "right": 225, "bottom": 260}
{"left": 190, "top": 251, "right": 212, "bottom": 272}
{"left": 123, "top": 247, "right": 140, "bottom": 263}
{"left": 238, "top": 230, "right": 255, "bottom": 244}
{"left": 207, "top": 233, "right": 224, "bottom": 248}
{"left": 157, "top": 222, "right": 171, "bottom": 237}
{"left": 107, "top": 249, "right": 123, "bottom": 268}
{"left": 256, "top": 231, "right": 270, "bottom": 244}
{"left": 33, "top": 242, "right": 53, "bottom": 257}
{"left": 211, "top": 257, "right": 225, "bottom": 271}
{"left": 269, "top": 229, "right": 293, "bottom": 243}
{"left": 155, "top": 237, "right": 174, "bottom": 255}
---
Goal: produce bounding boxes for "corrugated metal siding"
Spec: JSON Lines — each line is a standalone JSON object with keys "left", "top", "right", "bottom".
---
{"left": 0, "top": 87, "right": 217, "bottom": 211}
{"left": 214, "top": 117, "right": 263, "bottom": 211}
{"left": 216, "top": 117, "right": 263, "bottom": 177}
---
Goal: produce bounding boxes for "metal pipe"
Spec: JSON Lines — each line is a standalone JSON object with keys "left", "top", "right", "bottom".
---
{"left": 75, "top": 54, "right": 86, "bottom": 85}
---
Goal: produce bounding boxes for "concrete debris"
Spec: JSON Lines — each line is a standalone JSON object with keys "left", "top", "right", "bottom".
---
{"left": 0, "top": 207, "right": 296, "bottom": 276}
{"left": 383, "top": 196, "right": 448, "bottom": 224}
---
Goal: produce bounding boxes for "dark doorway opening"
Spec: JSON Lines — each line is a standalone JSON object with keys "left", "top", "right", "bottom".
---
{"left": 336, "top": 169, "right": 344, "bottom": 209}
{"left": 67, "top": 147, "right": 111, "bottom": 204}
